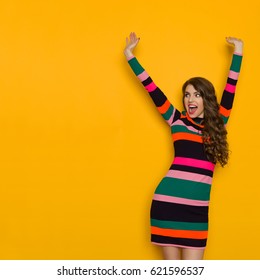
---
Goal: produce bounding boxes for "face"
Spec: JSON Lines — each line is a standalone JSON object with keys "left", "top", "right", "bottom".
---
{"left": 183, "top": 84, "right": 204, "bottom": 118}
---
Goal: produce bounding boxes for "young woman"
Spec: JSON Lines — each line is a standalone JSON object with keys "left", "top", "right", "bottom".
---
{"left": 124, "top": 32, "right": 243, "bottom": 260}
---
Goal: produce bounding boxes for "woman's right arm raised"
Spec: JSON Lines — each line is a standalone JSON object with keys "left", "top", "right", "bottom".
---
{"left": 124, "top": 32, "right": 180, "bottom": 126}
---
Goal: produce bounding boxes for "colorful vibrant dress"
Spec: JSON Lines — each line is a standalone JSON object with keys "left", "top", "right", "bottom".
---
{"left": 127, "top": 52, "right": 242, "bottom": 249}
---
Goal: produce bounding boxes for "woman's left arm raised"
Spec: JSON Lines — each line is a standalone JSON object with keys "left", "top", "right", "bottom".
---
{"left": 219, "top": 37, "right": 244, "bottom": 125}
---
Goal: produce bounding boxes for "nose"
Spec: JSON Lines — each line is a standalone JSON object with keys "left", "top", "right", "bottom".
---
{"left": 188, "top": 95, "right": 194, "bottom": 102}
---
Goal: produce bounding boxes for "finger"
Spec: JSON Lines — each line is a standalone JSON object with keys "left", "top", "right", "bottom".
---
{"left": 228, "top": 37, "right": 242, "bottom": 43}
{"left": 130, "top": 32, "right": 134, "bottom": 42}
{"left": 132, "top": 32, "right": 138, "bottom": 43}
{"left": 226, "top": 37, "right": 234, "bottom": 44}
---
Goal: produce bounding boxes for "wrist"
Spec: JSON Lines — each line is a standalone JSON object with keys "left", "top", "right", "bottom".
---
{"left": 124, "top": 48, "right": 134, "bottom": 59}
{"left": 234, "top": 43, "right": 243, "bottom": 55}
{"left": 235, "top": 50, "right": 243, "bottom": 55}
{"left": 234, "top": 50, "right": 243, "bottom": 55}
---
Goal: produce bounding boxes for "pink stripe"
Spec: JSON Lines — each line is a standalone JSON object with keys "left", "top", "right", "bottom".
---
{"left": 152, "top": 242, "right": 206, "bottom": 250}
{"left": 145, "top": 81, "right": 157, "bottom": 92}
{"left": 173, "top": 119, "right": 202, "bottom": 134}
{"left": 137, "top": 71, "right": 149, "bottom": 82}
{"left": 173, "top": 157, "right": 215, "bottom": 171}
{"left": 127, "top": 55, "right": 135, "bottom": 61}
{"left": 167, "top": 108, "right": 176, "bottom": 124}
{"left": 234, "top": 52, "right": 242, "bottom": 56}
{"left": 225, "top": 83, "right": 236, "bottom": 93}
{"left": 153, "top": 194, "right": 209, "bottom": 206}
{"left": 228, "top": 70, "right": 239, "bottom": 80}
{"left": 166, "top": 170, "right": 212, "bottom": 185}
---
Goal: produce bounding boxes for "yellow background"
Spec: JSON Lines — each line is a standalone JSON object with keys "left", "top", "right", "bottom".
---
{"left": 0, "top": 0, "right": 259, "bottom": 260}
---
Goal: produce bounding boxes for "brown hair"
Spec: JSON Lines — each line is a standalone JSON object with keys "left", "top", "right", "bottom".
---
{"left": 182, "top": 77, "right": 229, "bottom": 167}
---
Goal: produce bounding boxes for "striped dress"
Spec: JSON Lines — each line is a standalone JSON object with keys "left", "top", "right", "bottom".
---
{"left": 127, "top": 52, "right": 242, "bottom": 249}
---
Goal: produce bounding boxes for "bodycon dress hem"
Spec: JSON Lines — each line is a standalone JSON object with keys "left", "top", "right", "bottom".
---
{"left": 152, "top": 242, "right": 206, "bottom": 250}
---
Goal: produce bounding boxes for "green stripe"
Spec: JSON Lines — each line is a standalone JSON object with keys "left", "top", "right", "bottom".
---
{"left": 155, "top": 177, "right": 211, "bottom": 201}
{"left": 151, "top": 219, "right": 208, "bottom": 231}
{"left": 171, "top": 125, "right": 198, "bottom": 135}
{"left": 128, "top": 57, "right": 145, "bottom": 76}
{"left": 221, "top": 115, "right": 228, "bottom": 125}
{"left": 231, "top": 54, "right": 242, "bottom": 73}
{"left": 162, "top": 105, "right": 174, "bottom": 121}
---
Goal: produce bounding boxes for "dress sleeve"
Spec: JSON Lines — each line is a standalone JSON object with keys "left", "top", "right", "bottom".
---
{"left": 127, "top": 56, "right": 181, "bottom": 126}
{"left": 219, "top": 53, "right": 243, "bottom": 125}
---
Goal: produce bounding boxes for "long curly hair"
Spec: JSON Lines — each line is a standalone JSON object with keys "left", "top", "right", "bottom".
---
{"left": 182, "top": 77, "right": 229, "bottom": 167}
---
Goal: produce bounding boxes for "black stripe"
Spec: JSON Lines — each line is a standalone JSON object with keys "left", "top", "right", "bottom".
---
{"left": 149, "top": 88, "right": 168, "bottom": 107}
{"left": 170, "top": 164, "right": 213, "bottom": 177}
{"left": 220, "top": 90, "right": 235, "bottom": 110}
{"left": 227, "top": 77, "right": 237, "bottom": 86}
{"left": 173, "top": 110, "right": 181, "bottom": 123}
{"left": 173, "top": 141, "right": 208, "bottom": 161}
{"left": 142, "top": 77, "right": 153, "bottom": 87}
{"left": 151, "top": 200, "right": 208, "bottom": 223}
{"left": 180, "top": 116, "right": 202, "bottom": 130}
{"left": 151, "top": 234, "right": 207, "bottom": 247}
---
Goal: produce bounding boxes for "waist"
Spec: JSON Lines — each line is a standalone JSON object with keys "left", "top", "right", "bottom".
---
{"left": 172, "top": 157, "right": 215, "bottom": 172}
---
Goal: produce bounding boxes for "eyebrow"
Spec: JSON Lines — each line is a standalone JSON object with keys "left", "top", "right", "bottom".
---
{"left": 184, "top": 91, "right": 200, "bottom": 94}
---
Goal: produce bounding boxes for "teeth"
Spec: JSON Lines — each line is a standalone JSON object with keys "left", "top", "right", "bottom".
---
{"left": 188, "top": 105, "right": 197, "bottom": 114}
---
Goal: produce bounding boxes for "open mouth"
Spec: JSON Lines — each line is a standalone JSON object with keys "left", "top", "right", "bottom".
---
{"left": 188, "top": 105, "right": 198, "bottom": 115}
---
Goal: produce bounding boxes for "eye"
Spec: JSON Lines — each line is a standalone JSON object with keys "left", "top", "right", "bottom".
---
{"left": 184, "top": 93, "right": 190, "bottom": 98}
{"left": 195, "top": 93, "right": 201, "bottom": 98}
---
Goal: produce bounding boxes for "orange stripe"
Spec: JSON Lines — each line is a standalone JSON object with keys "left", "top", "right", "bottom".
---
{"left": 186, "top": 113, "right": 204, "bottom": 128}
{"left": 172, "top": 132, "right": 203, "bottom": 143}
{"left": 158, "top": 100, "right": 171, "bottom": 114}
{"left": 219, "top": 106, "right": 231, "bottom": 117}
{"left": 151, "top": 226, "right": 208, "bottom": 239}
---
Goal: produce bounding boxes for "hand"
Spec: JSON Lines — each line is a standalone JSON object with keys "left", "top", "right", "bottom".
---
{"left": 124, "top": 32, "right": 140, "bottom": 58}
{"left": 226, "top": 37, "right": 243, "bottom": 54}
